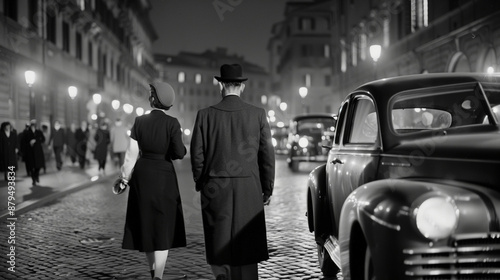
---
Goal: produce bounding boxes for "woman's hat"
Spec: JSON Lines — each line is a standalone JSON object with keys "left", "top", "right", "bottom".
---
{"left": 150, "top": 81, "right": 175, "bottom": 107}
{"left": 214, "top": 64, "right": 248, "bottom": 82}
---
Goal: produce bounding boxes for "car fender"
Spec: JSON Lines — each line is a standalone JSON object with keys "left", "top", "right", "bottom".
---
{"left": 306, "top": 163, "right": 332, "bottom": 241}
{"left": 338, "top": 178, "right": 496, "bottom": 279}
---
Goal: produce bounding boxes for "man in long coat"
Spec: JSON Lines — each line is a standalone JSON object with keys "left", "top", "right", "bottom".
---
{"left": 190, "top": 64, "right": 275, "bottom": 280}
{"left": 23, "top": 120, "right": 45, "bottom": 185}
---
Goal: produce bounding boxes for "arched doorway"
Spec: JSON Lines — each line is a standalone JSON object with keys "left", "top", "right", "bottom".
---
{"left": 448, "top": 52, "right": 471, "bottom": 72}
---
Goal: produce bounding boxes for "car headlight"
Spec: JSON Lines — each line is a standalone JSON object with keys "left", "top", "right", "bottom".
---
{"left": 298, "top": 137, "right": 309, "bottom": 148}
{"left": 414, "top": 196, "right": 458, "bottom": 240}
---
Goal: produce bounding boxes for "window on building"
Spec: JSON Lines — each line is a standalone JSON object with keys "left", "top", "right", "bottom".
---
{"left": 3, "top": 0, "right": 18, "bottom": 21}
{"left": 383, "top": 18, "right": 390, "bottom": 47}
{"left": 324, "top": 44, "right": 330, "bottom": 58}
{"left": 304, "top": 74, "right": 311, "bottom": 87}
{"left": 360, "top": 33, "right": 367, "bottom": 61}
{"left": 62, "top": 21, "right": 70, "bottom": 53}
{"left": 411, "top": 0, "right": 428, "bottom": 32}
{"left": 351, "top": 40, "right": 358, "bottom": 66}
{"left": 28, "top": 0, "right": 38, "bottom": 29}
{"left": 102, "top": 53, "right": 107, "bottom": 77}
{"left": 341, "top": 39, "right": 347, "bottom": 73}
{"left": 88, "top": 41, "right": 93, "bottom": 67}
{"left": 299, "top": 17, "right": 315, "bottom": 30}
{"left": 76, "top": 0, "right": 85, "bottom": 10}
{"left": 76, "top": 32, "right": 82, "bottom": 60}
{"left": 178, "top": 72, "right": 185, "bottom": 83}
{"left": 46, "top": 13, "right": 57, "bottom": 44}
{"left": 195, "top": 73, "right": 202, "bottom": 84}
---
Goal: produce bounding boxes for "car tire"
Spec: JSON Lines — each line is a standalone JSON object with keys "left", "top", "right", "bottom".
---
{"left": 351, "top": 235, "right": 375, "bottom": 280}
{"left": 317, "top": 243, "right": 340, "bottom": 277}
{"left": 291, "top": 160, "right": 299, "bottom": 172}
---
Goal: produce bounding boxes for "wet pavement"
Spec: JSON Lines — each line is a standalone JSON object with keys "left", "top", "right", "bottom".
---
{"left": 0, "top": 156, "right": 336, "bottom": 279}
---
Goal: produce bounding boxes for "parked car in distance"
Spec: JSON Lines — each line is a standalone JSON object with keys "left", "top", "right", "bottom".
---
{"left": 306, "top": 73, "right": 500, "bottom": 279}
{"left": 287, "top": 114, "right": 337, "bottom": 172}
{"left": 271, "top": 125, "right": 289, "bottom": 155}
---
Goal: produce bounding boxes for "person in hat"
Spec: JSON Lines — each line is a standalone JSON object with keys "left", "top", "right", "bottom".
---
{"left": 22, "top": 119, "right": 46, "bottom": 185}
{"left": 119, "top": 81, "right": 187, "bottom": 280}
{"left": 190, "top": 64, "right": 275, "bottom": 280}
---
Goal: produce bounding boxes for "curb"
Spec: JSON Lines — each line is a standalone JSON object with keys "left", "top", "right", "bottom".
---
{"left": 0, "top": 172, "right": 119, "bottom": 220}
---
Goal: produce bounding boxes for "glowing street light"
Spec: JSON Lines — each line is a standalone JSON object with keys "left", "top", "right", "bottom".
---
{"left": 369, "top": 45, "right": 382, "bottom": 62}
{"left": 299, "top": 87, "right": 308, "bottom": 98}
{"left": 123, "top": 103, "right": 134, "bottom": 114}
{"left": 111, "top": 99, "right": 120, "bottom": 110}
{"left": 92, "top": 93, "right": 102, "bottom": 105}
{"left": 136, "top": 107, "right": 144, "bottom": 116}
{"left": 279, "top": 102, "right": 288, "bottom": 111}
{"left": 68, "top": 86, "right": 78, "bottom": 99}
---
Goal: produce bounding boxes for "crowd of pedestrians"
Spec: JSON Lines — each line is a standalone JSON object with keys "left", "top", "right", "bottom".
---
{"left": 0, "top": 118, "right": 130, "bottom": 185}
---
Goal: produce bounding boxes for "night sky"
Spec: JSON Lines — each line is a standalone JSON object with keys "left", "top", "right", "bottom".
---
{"left": 149, "top": 0, "right": 289, "bottom": 70}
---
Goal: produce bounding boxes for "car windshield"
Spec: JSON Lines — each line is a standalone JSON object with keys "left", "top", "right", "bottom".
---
{"left": 391, "top": 82, "right": 500, "bottom": 134}
{"left": 296, "top": 118, "right": 336, "bottom": 135}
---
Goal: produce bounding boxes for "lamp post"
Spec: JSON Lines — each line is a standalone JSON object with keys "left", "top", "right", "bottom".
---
{"left": 25, "top": 70, "right": 36, "bottom": 120}
{"left": 369, "top": 44, "right": 381, "bottom": 80}
{"left": 68, "top": 86, "right": 78, "bottom": 125}
{"left": 299, "top": 86, "right": 308, "bottom": 114}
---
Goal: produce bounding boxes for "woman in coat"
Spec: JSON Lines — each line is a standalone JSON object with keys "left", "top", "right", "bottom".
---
{"left": 94, "top": 122, "right": 110, "bottom": 174}
{"left": 23, "top": 120, "right": 46, "bottom": 185}
{"left": 119, "top": 81, "right": 187, "bottom": 280}
{"left": 0, "top": 122, "right": 18, "bottom": 181}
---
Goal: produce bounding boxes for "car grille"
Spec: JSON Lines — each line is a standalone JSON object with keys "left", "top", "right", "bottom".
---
{"left": 403, "top": 233, "right": 500, "bottom": 280}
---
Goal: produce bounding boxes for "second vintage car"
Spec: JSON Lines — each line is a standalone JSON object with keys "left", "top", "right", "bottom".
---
{"left": 306, "top": 73, "right": 500, "bottom": 279}
{"left": 287, "top": 113, "right": 337, "bottom": 172}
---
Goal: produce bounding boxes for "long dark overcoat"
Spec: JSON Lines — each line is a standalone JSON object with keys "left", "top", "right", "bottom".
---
{"left": 94, "top": 128, "right": 110, "bottom": 162}
{"left": 0, "top": 130, "right": 18, "bottom": 172}
{"left": 23, "top": 128, "right": 46, "bottom": 170}
{"left": 190, "top": 95, "right": 275, "bottom": 266}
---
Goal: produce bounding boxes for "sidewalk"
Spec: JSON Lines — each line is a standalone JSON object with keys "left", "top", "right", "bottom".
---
{"left": 0, "top": 154, "right": 119, "bottom": 219}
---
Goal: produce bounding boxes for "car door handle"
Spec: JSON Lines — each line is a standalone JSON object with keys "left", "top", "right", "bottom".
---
{"left": 330, "top": 158, "right": 344, "bottom": 164}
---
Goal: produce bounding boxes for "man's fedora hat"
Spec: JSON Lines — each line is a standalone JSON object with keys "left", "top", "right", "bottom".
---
{"left": 150, "top": 81, "right": 175, "bottom": 107}
{"left": 214, "top": 64, "right": 248, "bottom": 82}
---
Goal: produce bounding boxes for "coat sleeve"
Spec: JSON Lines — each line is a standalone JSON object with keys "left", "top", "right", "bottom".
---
{"left": 168, "top": 119, "right": 186, "bottom": 160}
{"left": 190, "top": 111, "right": 205, "bottom": 191}
{"left": 258, "top": 108, "right": 275, "bottom": 197}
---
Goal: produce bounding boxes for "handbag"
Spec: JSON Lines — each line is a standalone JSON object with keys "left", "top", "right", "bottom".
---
{"left": 112, "top": 177, "right": 129, "bottom": 195}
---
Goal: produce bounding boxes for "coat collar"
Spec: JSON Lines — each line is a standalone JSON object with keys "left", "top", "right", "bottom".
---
{"left": 211, "top": 95, "right": 248, "bottom": 112}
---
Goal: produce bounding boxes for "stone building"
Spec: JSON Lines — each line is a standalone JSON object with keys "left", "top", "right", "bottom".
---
{"left": 155, "top": 47, "right": 271, "bottom": 142}
{"left": 269, "top": 0, "right": 500, "bottom": 116}
{"left": 0, "top": 0, "right": 158, "bottom": 131}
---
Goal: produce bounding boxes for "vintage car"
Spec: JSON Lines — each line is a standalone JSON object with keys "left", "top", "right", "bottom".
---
{"left": 287, "top": 113, "right": 337, "bottom": 172}
{"left": 306, "top": 73, "right": 500, "bottom": 279}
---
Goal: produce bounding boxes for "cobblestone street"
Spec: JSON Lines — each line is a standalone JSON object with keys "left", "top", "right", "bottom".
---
{"left": 1, "top": 157, "right": 333, "bottom": 279}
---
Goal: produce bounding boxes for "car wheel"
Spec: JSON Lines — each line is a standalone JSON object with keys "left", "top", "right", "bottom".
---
{"left": 290, "top": 160, "right": 299, "bottom": 172}
{"left": 317, "top": 244, "right": 340, "bottom": 277}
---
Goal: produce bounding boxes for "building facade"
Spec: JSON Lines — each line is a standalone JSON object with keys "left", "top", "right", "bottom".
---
{"left": 0, "top": 0, "right": 158, "bottom": 131}
{"left": 155, "top": 47, "right": 271, "bottom": 142}
{"left": 269, "top": 0, "right": 500, "bottom": 116}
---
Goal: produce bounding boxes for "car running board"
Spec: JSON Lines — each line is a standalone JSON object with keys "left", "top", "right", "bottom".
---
{"left": 324, "top": 235, "right": 342, "bottom": 269}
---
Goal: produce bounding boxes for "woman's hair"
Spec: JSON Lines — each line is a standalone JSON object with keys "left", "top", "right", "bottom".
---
{"left": 149, "top": 85, "right": 171, "bottom": 110}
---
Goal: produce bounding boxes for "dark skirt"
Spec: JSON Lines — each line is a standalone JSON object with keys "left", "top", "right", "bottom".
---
{"left": 122, "top": 158, "right": 186, "bottom": 252}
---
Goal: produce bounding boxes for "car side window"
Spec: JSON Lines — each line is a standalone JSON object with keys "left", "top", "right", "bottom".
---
{"left": 348, "top": 97, "right": 378, "bottom": 144}
{"left": 334, "top": 101, "right": 349, "bottom": 145}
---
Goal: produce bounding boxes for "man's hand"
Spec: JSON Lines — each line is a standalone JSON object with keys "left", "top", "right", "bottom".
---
{"left": 263, "top": 195, "right": 271, "bottom": 206}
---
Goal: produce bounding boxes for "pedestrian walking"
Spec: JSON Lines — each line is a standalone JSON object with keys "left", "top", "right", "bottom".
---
{"left": 22, "top": 119, "right": 46, "bottom": 185}
{"left": 18, "top": 123, "right": 31, "bottom": 176}
{"left": 94, "top": 121, "right": 110, "bottom": 174}
{"left": 110, "top": 118, "right": 129, "bottom": 167}
{"left": 0, "top": 122, "right": 18, "bottom": 181}
{"left": 190, "top": 64, "right": 275, "bottom": 280}
{"left": 119, "top": 81, "right": 187, "bottom": 280}
{"left": 75, "top": 121, "right": 89, "bottom": 169}
{"left": 48, "top": 120, "right": 66, "bottom": 170}
{"left": 65, "top": 123, "right": 77, "bottom": 166}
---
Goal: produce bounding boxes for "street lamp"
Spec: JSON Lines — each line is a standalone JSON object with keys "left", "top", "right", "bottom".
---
{"left": 299, "top": 87, "right": 308, "bottom": 113}
{"left": 111, "top": 99, "right": 120, "bottom": 110}
{"left": 25, "top": 70, "right": 36, "bottom": 120}
{"left": 68, "top": 86, "right": 78, "bottom": 125}
{"left": 68, "top": 86, "right": 78, "bottom": 99}
{"left": 369, "top": 44, "right": 382, "bottom": 80}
